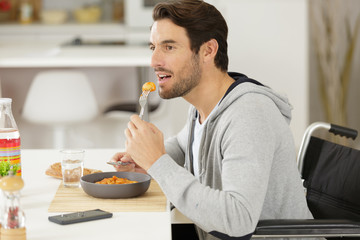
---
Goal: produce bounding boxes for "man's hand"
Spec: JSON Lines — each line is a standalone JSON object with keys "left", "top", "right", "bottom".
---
{"left": 125, "top": 115, "right": 166, "bottom": 171}
{"left": 109, "top": 152, "right": 147, "bottom": 174}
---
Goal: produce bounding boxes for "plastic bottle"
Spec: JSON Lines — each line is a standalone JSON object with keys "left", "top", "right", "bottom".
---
{"left": 0, "top": 98, "right": 21, "bottom": 176}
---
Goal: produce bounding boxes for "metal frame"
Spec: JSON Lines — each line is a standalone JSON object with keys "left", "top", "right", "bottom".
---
{"left": 297, "top": 122, "right": 331, "bottom": 176}
{"left": 253, "top": 122, "right": 360, "bottom": 238}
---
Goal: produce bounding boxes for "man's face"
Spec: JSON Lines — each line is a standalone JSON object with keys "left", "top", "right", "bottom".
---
{"left": 149, "top": 19, "right": 201, "bottom": 99}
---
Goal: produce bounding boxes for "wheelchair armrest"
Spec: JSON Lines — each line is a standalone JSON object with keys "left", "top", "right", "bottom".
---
{"left": 254, "top": 219, "right": 360, "bottom": 237}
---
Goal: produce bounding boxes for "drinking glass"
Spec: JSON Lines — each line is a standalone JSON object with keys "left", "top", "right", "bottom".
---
{"left": 60, "top": 149, "right": 84, "bottom": 188}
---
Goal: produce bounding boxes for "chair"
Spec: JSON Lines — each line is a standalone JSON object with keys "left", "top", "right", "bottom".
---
{"left": 22, "top": 70, "right": 98, "bottom": 149}
{"left": 104, "top": 102, "right": 160, "bottom": 121}
{"left": 253, "top": 122, "right": 360, "bottom": 238}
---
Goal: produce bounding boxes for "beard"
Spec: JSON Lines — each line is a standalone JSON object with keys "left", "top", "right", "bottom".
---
{"left": 158, "top": 53, "right": 201, "bottom": 99}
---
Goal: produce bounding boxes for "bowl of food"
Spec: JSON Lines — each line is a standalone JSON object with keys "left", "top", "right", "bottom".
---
{"left": 80, "top": 171, "right": 151, "bottom": 199}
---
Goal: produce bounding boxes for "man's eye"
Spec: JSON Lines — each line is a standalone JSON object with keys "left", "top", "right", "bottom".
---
{"left": 149, "top": 46, "right": 155, "bottom": 51}
{"left": 166, "top": 45, "right": 173, "bottom": 51}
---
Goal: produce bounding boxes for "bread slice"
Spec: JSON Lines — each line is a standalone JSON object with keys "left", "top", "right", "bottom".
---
{"left": 45, "top": 162, "right": 102, "bottom": 179}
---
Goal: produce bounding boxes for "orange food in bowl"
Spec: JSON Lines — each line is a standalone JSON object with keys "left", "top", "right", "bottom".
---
{"left": 142, "top": 82, "right": 156, "bottom": 92}
{"left": 95, "top": 176, "right": 138, "bottom": 185}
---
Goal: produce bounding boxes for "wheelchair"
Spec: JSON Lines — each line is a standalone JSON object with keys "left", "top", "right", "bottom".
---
{"left": 254, "top": 122, "right": 360, "bottom": 239}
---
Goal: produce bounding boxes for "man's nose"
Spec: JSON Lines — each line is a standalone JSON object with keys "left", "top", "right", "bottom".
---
{"left": 150, "top": 49, "right": 163, "bottom": 69}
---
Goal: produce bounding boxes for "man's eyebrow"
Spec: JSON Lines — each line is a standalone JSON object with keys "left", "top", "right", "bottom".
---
{"left": 160, "top": 40, "right": 177, "bottom": 44}
{"left": 148, "top": 40, "right": 177, "bottom": 46}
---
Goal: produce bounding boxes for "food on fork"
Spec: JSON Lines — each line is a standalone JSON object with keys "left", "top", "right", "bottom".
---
{"left": 95, "top": 176, "right": 138, "bottom": 184}
{"left": 142, "top": 82, "right": 156, "bottom": 92}
{"left": 139, "top": 82, "right": 155, "bottom": 120}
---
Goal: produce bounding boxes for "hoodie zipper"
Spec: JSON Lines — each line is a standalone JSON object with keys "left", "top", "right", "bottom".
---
{"left": 187, "top": 111, "right": 197, "bottom": 175}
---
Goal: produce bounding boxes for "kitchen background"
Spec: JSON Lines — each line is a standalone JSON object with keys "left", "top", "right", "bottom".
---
{"left": 0, "top": 0, "right": 359, "bottom": 150}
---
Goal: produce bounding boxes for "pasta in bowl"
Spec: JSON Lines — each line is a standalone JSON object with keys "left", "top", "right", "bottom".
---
{"left": 80, "top": 172, "right": 151, "bottom": 199}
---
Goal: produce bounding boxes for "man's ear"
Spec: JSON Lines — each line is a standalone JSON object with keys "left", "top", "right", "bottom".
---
{"left": 202, "top": 39, "right": 219, "bottom": 63}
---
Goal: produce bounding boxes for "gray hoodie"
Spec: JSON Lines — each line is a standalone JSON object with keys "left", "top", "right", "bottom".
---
{"left": 148, "top": 73, "right": 314, "bottom": 240}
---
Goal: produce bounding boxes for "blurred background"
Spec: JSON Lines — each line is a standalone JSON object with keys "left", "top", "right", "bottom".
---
{"left": 0, "top": 0, "right": 359, "bottom": 150}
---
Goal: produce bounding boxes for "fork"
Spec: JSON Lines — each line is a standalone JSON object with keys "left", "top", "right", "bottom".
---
{"left": 106, "top": 161, "right": 130, "bottom": 166}
{"left": 139, "top": 90, "right": 150, "bottom": 120}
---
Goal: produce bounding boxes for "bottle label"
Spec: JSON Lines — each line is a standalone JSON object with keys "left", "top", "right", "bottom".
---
{"left": 0, "top": 137, "right": 21, "bottom": 176}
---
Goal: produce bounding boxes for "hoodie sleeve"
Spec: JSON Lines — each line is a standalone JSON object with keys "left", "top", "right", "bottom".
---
{"left": 148, "top": 93, "right": 286, "bottom": 237}
{"left": 164, "top": 124, "right": 188, "bottom": 167}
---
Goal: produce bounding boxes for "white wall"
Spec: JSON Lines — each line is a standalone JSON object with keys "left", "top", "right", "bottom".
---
{"left": 216, "top": 0, "right": 309, "bottom": 148}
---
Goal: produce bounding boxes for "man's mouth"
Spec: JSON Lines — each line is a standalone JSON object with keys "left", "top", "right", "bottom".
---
{"left": 157, "top": 74, "right": 172, "bottom": 82}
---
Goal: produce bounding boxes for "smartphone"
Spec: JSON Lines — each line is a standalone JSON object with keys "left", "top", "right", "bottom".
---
{"left": 48, "top": 209, "right": 113, "bottom": 225}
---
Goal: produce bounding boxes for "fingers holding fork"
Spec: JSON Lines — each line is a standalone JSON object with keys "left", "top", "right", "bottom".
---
{"left": 139, "top": 90, "right": 150, "bottom": 120}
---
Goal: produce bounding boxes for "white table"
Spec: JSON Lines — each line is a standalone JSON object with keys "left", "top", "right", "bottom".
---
{"left": 20, "top": 149, "right": 171, "bottom": 240}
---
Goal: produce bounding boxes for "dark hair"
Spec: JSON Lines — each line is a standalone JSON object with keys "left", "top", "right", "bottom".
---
{"left": 153, "top": 0, "right": 228, "bottom": 72}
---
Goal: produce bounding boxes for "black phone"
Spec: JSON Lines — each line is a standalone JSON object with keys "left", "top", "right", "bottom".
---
{"left": 48, "top": 209, "right": 113, "bottom": 225}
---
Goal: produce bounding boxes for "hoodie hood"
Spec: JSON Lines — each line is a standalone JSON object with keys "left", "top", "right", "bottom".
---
{"left": 213, "top": 72, "right": 293, "bottom": 124}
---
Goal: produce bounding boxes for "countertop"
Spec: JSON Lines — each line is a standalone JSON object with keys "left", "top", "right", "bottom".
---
{"left": 0, "top": 42, "right": 151, "bottom": 68}
{"left": 0, "top": 23, "right": 152, "bottom": 68}
{"left": 0, "top": 44, "right": 151, "bottom": 68}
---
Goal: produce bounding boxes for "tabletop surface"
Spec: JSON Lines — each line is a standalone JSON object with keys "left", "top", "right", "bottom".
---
{"left": 19, "top": 148, "right": 171, "bottom": 240}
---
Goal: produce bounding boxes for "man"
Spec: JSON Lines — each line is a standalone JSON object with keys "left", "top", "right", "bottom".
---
{"left": 112, "top": 0, "right": 314, "bottom": 239}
